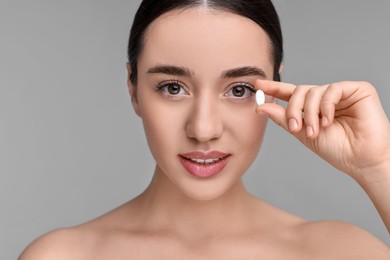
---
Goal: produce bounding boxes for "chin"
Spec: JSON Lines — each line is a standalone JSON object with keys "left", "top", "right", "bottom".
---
{"left": 174, "top": 174, "right": 242, "bottom": 202}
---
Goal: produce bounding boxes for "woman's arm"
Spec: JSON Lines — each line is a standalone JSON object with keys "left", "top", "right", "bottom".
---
{"left": 356, "top": 161, "right": 390, "bottom": 233}
{"left": 255, "top": 80, "right": 390, "bottom": 232}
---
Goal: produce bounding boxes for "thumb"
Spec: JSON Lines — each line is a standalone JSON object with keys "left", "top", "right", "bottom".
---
{"left": 256, "top": 102, "right": 289, "bottom": 132}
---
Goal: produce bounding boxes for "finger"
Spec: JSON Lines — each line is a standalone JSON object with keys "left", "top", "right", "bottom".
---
{"left": 286, "top": 85, "right": 313, "bottom": 134}
{"left": 256, "top": 103, "right": 289, "bottom": 131}
{"left": 303, "top": 86, "right": 327, "bottom": 139}
{"left": 319, "top": 81, "right": 366, "bottom": 127}
{"left": 320, "top": 84, "right": 339, "bottom": 127}
{"left": 255, "top": 79, "right": 296, "bottom": 102}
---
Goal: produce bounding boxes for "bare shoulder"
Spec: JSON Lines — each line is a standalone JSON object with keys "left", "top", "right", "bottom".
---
{"left": 19, "top": 201, "right": 137, "bottom": 260}
{"left": 18, "top": 227, "right": 92, "bottom": 260}
{"left": 296, "top": 220, "right": 390, "bottom": 259}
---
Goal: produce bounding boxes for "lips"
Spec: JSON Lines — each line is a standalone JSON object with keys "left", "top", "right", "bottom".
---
{"left": 178, "top": 151, "right": 231, "bottom": 178}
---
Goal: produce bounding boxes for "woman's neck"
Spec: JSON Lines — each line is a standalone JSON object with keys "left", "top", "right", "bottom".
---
{"left": 134, "top": 166, "right": 260, "bottom": 241}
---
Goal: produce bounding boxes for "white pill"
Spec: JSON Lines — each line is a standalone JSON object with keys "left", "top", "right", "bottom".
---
{"left": 256, "top": 90, "right": 265, "bottom": 105}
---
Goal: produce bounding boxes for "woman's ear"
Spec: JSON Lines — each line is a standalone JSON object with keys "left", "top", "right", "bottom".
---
{"left": 273, "top": 64, "right": 284, "bottom": 103}
{"left": 126, "top": 63, "right": 141, "bottom": 117}
{"left": 279, "top": 63, "right": 284, "bottom": 75}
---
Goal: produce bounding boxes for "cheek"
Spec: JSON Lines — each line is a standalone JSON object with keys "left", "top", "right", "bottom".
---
{"left": 224, "top": 102, "right": 268, "bottom": 142}
{"left": 246, "top": 115, "right": 268, "bottom": 150}
{"left": 218, "top": 103, "right": 268, "bottom": 181}
{"left": 223, "top": 103, "right": 268, "bottom": 165}
{"left": 139, "top": 95, "right": 187, "bottom": 158}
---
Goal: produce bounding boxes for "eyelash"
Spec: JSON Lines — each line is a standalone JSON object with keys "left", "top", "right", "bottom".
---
{"left": 154, "top": 80, "right": 188, "bottom": 99}
{"left": 154, "top": 80, "right": 256, "bottom": 100}
{"left": 225, "top": 82, "right": 256, "bottom": 99}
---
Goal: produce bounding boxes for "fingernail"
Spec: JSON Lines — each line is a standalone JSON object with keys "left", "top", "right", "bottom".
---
{"left": 306, "top": 125, "right": 314, "bottom": 137}
{"left": 288, "top": 118, "right": 298, "bottom": 132}
{"left": 322, "top": 116, "right": 329, "bottom": 127}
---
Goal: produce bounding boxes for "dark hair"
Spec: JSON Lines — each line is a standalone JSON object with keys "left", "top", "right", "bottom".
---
{"left": 128, "top": 0, "right": 283, "bottom": 84}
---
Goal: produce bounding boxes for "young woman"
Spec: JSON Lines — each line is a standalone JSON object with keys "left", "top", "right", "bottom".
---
{"left": 20, "top": 0, "right": 390, "bottom": 259}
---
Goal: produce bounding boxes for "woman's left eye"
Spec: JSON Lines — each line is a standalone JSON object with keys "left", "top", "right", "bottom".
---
{"left": 225, "top": 84, "right": 256, "bottom": 98}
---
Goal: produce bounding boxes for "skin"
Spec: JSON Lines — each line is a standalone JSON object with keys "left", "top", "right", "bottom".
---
{"left": 20, "top": 7, "right": 390, "bottom": 259}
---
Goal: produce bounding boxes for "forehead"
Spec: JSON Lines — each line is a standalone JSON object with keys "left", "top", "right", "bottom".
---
{"left": 139, "top": 7, "right": 273, "bottom": 78}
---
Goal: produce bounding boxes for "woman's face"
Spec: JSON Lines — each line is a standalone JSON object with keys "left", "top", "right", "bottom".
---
{"left": 130, "top": 7, "right": 274, "bottom": 200}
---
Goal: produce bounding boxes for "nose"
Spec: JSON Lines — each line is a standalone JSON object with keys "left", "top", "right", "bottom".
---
{"left": 185, "top": 94, "right": 223, "bottom": 143}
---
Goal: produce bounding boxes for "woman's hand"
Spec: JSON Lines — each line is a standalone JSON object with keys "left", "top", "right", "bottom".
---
{"left": 255, "top": 80, "right": 390, "bottom": 183}
{"left": 256, "top": 80, "right": 390, "bottom": 232}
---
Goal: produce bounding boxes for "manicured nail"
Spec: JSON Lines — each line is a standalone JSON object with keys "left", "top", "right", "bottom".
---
{"left": 306, "top": 125, "right": 314, "bottom": 137}
{"left": 322, "top": 116, "right": 329, "bottom": 127}
{"left": 288, "top": 118, "right": 298, "bottom": 132}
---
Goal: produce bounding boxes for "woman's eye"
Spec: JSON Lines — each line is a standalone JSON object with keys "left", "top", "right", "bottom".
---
{"left": 157, "top": 81, "right": 188, "bottom": 97}
{"left": 226, "top": 84, "right": 255, "bottom": 98}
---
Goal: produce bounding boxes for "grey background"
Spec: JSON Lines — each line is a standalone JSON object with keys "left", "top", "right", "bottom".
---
{"left": 1, "top": 0, "right": 389, "bottom": 259}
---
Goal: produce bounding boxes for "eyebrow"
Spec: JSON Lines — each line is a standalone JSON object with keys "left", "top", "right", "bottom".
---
{"left": 147, "top": 64, "right": 267, "bottom": 79}
{"left": 147, "top": 65, "right": 193, "bottom": 77}
{"left": 221, "top": 66, "right": 267, "bottom": 79}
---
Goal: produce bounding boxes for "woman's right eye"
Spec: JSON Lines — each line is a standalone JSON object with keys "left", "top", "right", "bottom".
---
{"left": 156, "top": 81, "right": 188, "bottom": 98}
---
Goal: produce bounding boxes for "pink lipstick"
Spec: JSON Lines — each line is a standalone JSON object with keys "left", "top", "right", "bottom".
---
{"left": 178, "top": 151, "right": 231, "bottom": 178}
